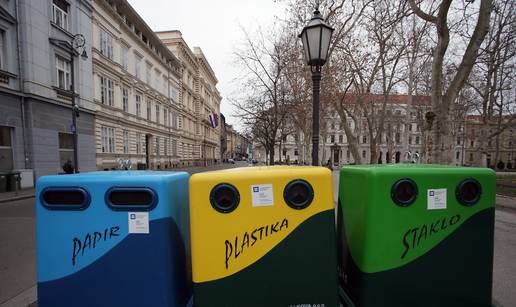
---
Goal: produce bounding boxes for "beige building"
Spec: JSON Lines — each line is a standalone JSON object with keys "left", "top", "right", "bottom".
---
{"left": 92, "top": 0, "right": 182, "bottom": 170}
{"left": 157, "top": 31, "right": 221, "bottom": 166}
{"left": 254, "top": 95, "right": 465, "bottom": 166}
{"left": 464, "top": 115, "right": 516, "bottom": 169}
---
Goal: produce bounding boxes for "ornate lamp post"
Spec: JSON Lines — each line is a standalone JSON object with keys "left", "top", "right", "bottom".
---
{"left": 299, "top": 6, "right": 334, "bottom": 166}
{"left": 69, "top": 34, "right": 88, "bottom": 173}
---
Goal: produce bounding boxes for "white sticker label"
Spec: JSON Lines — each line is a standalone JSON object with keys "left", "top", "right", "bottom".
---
{"left": 251, "top": 184, "right": 274, "bottom": 207}
{"left": 128, "top": 212, "right": 149, "bottom": 234}
{"left": 427, "top": 189, "right": 447, "bottom": 210}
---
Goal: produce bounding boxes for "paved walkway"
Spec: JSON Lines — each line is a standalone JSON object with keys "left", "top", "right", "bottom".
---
{"left": 0, "top": 188, "right": 35, "bottom": 204}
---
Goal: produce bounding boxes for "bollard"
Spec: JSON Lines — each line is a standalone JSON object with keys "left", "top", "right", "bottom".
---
{"left": 337, "top": 165, "right": 495, "bottom": 307}
{"left": 189, "top": 166, "right": 339, "bottom": 307}
{"left": 35, "top": 171, "right": 192, "bottom": 307}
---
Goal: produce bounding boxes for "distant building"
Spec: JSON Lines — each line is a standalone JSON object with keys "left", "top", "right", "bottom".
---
{"left": 0, "top": 0, "right": 95, "bottom": 185}
{"left": 254, "top": 94, "right": 467, "bottom": 166}
{"left": 464, "top": 115, "right": 516, "bottom": 169}
{"left": 157, "top": 30, "right": 222, "bottom": 166}
{"left": 91, "top": 0, "right": 183, "bottom": 170}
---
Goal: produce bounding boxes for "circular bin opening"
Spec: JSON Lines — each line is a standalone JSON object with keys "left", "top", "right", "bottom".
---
{"left": 391, "top": 178, "right": 418, "bottom": 207}
{"left": 284, "top": 179, "right": 314, "bottom": 210}
{"left": 210, "top": 183, "right": 240, "bottom": 213}
{"left": 456, "top": 178, "right": 481, "bottom": 206}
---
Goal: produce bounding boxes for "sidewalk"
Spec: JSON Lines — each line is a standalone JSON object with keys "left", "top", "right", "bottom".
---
{"left": 0, "top": 188, "right": 35, "bottom": 204}
{"left": 496, "top": 194, "right": 516, "bottom": 211}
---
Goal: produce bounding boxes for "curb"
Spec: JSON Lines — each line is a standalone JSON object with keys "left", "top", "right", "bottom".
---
{"left": 0, "top": 194, "right": 35, "bottom": 204}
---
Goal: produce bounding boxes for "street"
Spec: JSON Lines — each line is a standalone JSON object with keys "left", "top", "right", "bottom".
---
{"left": 0, "top": 165, "right": 515, "bottom": 306}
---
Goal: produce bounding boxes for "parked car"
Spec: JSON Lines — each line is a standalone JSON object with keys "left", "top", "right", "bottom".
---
{"left": 228, "top": 158, "right": 235, "bottom": 164}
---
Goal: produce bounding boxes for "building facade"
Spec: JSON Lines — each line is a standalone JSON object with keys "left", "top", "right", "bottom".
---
{"left": 464, "top": 115, "right": 516, "bottom": 169}
{"left": 0, "top": 0, "right": 96, "bottom": 186}
{"left": 157, "top": 30, "right": 221, "bottom": 166}
{"left": 91, "top": 0, "right": 182, "bottom": 170}
{"left": 194, "top": 47, "right": 221, "bottom": 165}
{"left": 254, "top": 95, "right": 467, "bottom": 166}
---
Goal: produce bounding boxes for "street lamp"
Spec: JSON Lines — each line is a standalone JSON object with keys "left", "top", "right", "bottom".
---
{"left": 69, "top": 34, "right": 88, "bottom": 173}
{"left": 299, "top": 5, "right": 334, "bottom": 166}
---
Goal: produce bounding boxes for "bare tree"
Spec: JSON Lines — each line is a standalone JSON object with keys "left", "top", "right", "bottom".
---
{"left": 466, "top": 0, "right": 516, "bottom": 166}
{"left": 233, "top": 27, "right": 292, "bottom": 165}
{"left": 407, "top": 0, "right": 493, "bottom": 164}
{"left": 330, "top": 0, "right": 408, "bottom": 164}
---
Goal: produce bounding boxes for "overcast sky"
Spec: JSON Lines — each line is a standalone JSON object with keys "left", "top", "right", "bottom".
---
{"left": 127, "top": 0, "right": 289, "bottom": 131}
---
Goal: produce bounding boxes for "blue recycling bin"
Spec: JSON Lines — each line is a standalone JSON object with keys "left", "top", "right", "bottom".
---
{"left": 36, "top": 171, "right": 192, "bottom": 307}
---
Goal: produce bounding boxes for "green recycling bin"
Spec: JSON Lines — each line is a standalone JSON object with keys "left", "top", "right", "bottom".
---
{"left": 337, "top": 165, "right": 495, "bottom": 307}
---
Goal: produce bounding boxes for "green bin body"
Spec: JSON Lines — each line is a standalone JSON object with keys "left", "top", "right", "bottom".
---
{"left": 337, "top": 165, "right": 495, "bottom": 307}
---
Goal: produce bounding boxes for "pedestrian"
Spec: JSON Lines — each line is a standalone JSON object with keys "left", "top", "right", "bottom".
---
{"left": 63, "top": 159, "right": 74, "bottom": 174}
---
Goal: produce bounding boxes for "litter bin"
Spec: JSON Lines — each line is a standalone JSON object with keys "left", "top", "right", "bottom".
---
{"left": 337, "top": 165, "right": 495, "bottom": 307}
{"left": 0, "top": 172, "right": 7, "bottom": 193}
{"left": 6, "top": 171, "right": 21, "bottom": 191}
{"left": 189, "top": 166, "right": 339, "bottom": 307}
{"left": 36, "top": 171, "right": 192, "bottom": 307}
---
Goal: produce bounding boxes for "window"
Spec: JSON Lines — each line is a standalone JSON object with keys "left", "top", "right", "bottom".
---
{"left": 146, "top": 100, "right": 151, "bottom": 120}
{"left": 362, "top": 150, "right": 366, "bottom": 158}
{"left": 346, "top": 150, "right": 350, "bottom": 159}
{"left": 0, "top": 30, "right": 5, "bottom": 69}
{"left": 457, "top": 137, "right": 461, "bottom": 145}
{"left": 122, "top": 87, "right": 129, "bottom": 112}
{"left": 171, "top": 112, "right": 178, "bottom": 129}
{"left": 52, "top": 0, "right": 69, "bottom": 30}
{"left": 136, "top": 132, "right": 141, "bottom": 154}
{"left": 163, "top": 110, "right": 168, "bottom": 127}
{"left": 146, "top": 63, "right": 152, "bottom": 84}
{"left": 409, "top": 124, "right": 413, "bottom": 132}
{"left": 362, "top": 135, "right": 367, "bottom": 144}
{"left": 171, "top": 139, "right": 177, "bottom": 157}
{"left": 415, "top": 136, "right": 420, "bottom": 145}
{"left": 135, "top": 54, "right": 142, "bottom": 79}
{"left": 469, "top": 153, "right": 474, "bottom": 161}
{"left": 409, "top": 136, "right": 412, "bottom": 145}
{"left": 0, "top": 126, "right": 13, "bottom": 170}
{"left": 330, "top": 135, "right": 335, "bottom": 143}
{"left": 339, "top": 135, "right": 343, "bottom": 143}
{"left": 101, "top": 126, "right": 115, "bottom": 153}
{"left": 155, "top": 137, "right": 160, "bottom": 156}
{"left": 100, "top": 76, "right": 114, "bottom": 106}
{"left": 135, "top": 94, "right": 141, "bottom": 117}
{"left": 58, "top": 133, "right": 74, "bottom": 168}
{"left": 121, "top": 45, "right": 129, "bottom": 70}
{"left": 294, "top": 149, "right": 299, "bottom": 156}
{"left": 100, "top": 29, "right": 113, "bottom": 60}
{"left": 123, "top": 130, "right": 129, "bottom": 154}
{"left": 56, "top": 56, "right": 71, "bottom": 90}
{"left": 164, "top": 138, "right": 168, "bottom": 156}
{"left": 456, "top": 151, "right": 460, "bottom": 160}
{"left": 155, "top": 105, "right": 160, "bottom": 123}
{"left": 171, "top": 86, "right": 179, "bottom": 103}
{"left": 470, "top": 140, "right": 474, "bottom": 147}
{"left": 395, "top": 133, "right": 401, "bottom": 144}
